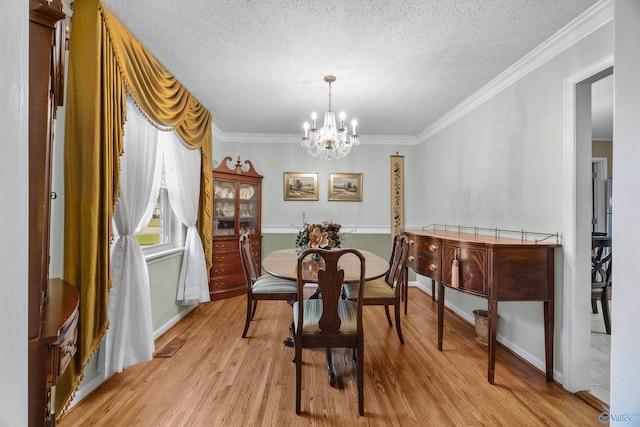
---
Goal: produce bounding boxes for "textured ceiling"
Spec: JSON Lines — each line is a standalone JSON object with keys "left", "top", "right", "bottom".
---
{"left": 99, "top": 0, "right": 606, "bottom": 140}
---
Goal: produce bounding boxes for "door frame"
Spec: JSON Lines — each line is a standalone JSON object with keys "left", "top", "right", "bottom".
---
{"left": 562, "top": 55, "right": 613, "bottom": 392}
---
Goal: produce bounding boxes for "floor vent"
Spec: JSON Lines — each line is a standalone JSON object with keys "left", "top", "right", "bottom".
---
{"left": 154, "top": 338, "right": 186, "bottom": 358}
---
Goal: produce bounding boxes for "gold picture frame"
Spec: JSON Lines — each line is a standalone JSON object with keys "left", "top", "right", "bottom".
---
{"left": 283, "top": 172, "right": 319, "bottom": 201}
{"left": 328, "top": 173, "right": 363, "bottom": 202}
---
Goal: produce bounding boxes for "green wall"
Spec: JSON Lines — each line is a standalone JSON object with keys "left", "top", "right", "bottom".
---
{"left": 262, "top": 233, "right": 392, "bottom": 265}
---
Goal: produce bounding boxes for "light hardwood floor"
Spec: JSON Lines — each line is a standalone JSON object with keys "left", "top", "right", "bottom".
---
{"left": 59, "top": 288, "right": 603, "bottom": 426}
{"left": 590, "top": 304, "right": 611, "bottom": 405}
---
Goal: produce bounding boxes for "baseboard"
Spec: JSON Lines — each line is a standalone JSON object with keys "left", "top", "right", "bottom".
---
{"left": 575, "top": 390, "right": 609, "bottom": 413}
{"left": 153, "top": 304, "right": 198, "bottom": 340}
{"left": 66, "top": 371, "right": 108, "bottom": 412}
{"left": 65, "top": 304, "right": 198, "bottom": 412}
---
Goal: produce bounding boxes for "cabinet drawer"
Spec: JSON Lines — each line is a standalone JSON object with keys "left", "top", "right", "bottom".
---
{"left": 211, "top": 263, "right": 244, "bottom": 277}
{"left": 213, "top": 239, "right": 239, "bottom": 252}
{"left": 442, "top": 244, "right": 487, "bottom": 296}
{"left": 415, "top": 236, "right": 440, "bottom": 255}
{"left": 212, "top": 251, "right": 241, "bottom": 264}
{"left": 407, "top": 245, "right": 418, "bottom": 270}
{"left": 414, "top": 255, "right": 440, "bottom": 280}
{"left": 210, "top": 274, "right": 245, "bottom": 291}
{"left": 58, "top": 327, "right": 77, "bottom": 377}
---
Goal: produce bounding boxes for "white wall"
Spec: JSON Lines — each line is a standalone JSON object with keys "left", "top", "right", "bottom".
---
{"left": 412, "top": 22, "right": 614, "bottom": 379}
{"left": 212, "top": 140, "right": 419, "bottom": 229}
{"left": 611, "top": 0, "right": 640, "bottom": 423}
{"left": 0, "top": 2, "right": 29, "bottom": 425}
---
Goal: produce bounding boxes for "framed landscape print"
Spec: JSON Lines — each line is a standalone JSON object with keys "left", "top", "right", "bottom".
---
{"left": 283, "top": 172, "right": 319, "bottom": 201}
{"left": 328, "top": 173, "right": 363, "bottom": 201}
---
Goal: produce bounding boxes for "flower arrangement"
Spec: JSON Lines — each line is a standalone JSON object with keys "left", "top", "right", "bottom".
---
{"left": 295, "top": 221, "right": 342, "bottom": 250}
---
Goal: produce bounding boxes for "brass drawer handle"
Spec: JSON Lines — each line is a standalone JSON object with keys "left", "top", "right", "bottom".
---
{"left": 408, "top": 256, "right": 414, "bottom": 262}
{"left": 215, "top": 256, "right": 225, "bottom": 262}
{"left": 429, "top": 263, "right": 437, "bottom": 272}
{"left": 408, "top": 239, "right": 414, "bottom": 245}
{"left": 429, "top": 244, "right": 437, "bottom": 252}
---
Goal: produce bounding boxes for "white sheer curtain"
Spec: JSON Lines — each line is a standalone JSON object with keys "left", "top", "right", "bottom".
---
{"left": 106, "top": 99, "right": 161, "bottom": 376}
{"left": 160, "top": 131, "right": 210, "bottom": 304}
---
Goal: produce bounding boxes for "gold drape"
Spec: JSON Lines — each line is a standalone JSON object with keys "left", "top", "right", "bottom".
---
{"left": 58, "top": 0, "right": 213, "bottom": 416}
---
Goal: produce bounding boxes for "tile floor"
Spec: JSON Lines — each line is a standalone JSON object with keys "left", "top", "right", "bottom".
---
{"left": 590, "top": 302, "right": 611, "bottom": 405}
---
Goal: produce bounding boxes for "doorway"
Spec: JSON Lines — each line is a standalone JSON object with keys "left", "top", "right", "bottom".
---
{"left": 561, "top": 57, "right": 613, "bottom": 399}
{"left": 588, "top": 73, "right": 613, "bottom": 405}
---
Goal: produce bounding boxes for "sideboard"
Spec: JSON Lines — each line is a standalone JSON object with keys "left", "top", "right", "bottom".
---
{"left": 404, "top": 226, "right": 560, "bottom": 384}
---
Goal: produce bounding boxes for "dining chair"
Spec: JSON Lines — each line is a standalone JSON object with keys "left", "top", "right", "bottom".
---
{"left": 239, "top": 233, "right": 297, "bottom": 338}
{"left": 293, "top": 248, "right": 366, "bottom": 416}
{"left": 342, "top": 234, "right": 409, "bottom": 344}
{"left": 591, "top": 234, "right": 612, "bottom": 334}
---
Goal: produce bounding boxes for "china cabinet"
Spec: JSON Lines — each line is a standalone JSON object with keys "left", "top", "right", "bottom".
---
{"left": 210, "top": 157, "right": 263, "bottom": 300}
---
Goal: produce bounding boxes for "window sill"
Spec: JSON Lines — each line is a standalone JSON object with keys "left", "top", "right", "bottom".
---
{"left": 143, "top": 245, "right": 184, "bottom": 264}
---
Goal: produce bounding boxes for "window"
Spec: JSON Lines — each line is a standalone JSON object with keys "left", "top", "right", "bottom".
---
{"left": 136, "top": 164, "right": 184, "bottom": 257}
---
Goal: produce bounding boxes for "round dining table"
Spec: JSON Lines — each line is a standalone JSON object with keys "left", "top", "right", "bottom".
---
{"left": 262, "top": 248, "right": 389, "bottom": 283}
{"left": 262, "top": 247, "right": 390, "bottom": 386}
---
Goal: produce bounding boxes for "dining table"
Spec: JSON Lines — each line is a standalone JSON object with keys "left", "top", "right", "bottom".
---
{"left": 261, "top": 247, "right": 390, "bottom": 387}
{"left": 262, "top": 248, "right": 389, "bottom": 283}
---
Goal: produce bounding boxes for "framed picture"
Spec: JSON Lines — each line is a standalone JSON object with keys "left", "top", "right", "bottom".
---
{"left": 283, "top": 172, "right": 319, "bottom": 201}
{"left": 328, "top": 173, "right": 363, "bottom": 202}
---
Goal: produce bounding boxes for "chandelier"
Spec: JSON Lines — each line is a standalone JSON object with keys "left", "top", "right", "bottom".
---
{"left": 301, "top": 75, "right": 359, "bottom": 160}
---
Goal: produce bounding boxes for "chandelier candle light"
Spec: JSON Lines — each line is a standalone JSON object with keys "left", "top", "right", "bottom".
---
{"left": 301, "top": 75, "right": 360, "bottom": 160}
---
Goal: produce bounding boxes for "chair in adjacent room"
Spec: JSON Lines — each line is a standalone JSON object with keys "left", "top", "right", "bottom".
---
{"left": 591, "top": 234, "right": 612, "bottom": 335}
{"left": 239, "top": 233, "right": 298, "bottom": 338}
{"left": 293, "top": 248, "right": 366, "bottom": 416}
{"left": 342, "top": 234, "right": 409, "bottom": 344}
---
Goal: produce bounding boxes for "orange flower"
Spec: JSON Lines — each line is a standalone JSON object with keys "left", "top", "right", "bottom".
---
{"left": 308, "top": 226, "right": 329, "bottom": 248}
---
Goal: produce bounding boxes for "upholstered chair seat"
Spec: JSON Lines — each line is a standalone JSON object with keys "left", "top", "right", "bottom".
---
{"left": 343, "top": 277, "right": 395, "bottom": 300}
{"left": 293, "top": 299, "right": 358, "bottom": 334}
{"left": 252, "top": 275, "right": 298, "bottom": 294}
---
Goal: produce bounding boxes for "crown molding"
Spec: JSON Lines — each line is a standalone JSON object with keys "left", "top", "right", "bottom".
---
{"left": 210, "top": 0, "right": 613, "bottom": 147}
{"left": 416, "top": 0, "right": 613, "bottom": 144}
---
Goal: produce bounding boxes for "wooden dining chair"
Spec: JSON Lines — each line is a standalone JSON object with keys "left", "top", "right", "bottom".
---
{"left": 342, "top": 234, "right": 409, "bottom": 344}
{"left": 591, "top": 235, "right": 612, "bottom": 334}
{"left": 293, "top": 248, "right": 366, "bottom": 416}
{"left": 239, "top": 234, "right": 297, "bottom": 338}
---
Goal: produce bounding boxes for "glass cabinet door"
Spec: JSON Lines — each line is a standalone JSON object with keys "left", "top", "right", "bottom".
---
{"left": 213, "top": 179, "right": 237, "bottom": 236}
{"left": 238, "top": 183, "right": 259, "bottom": 234}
